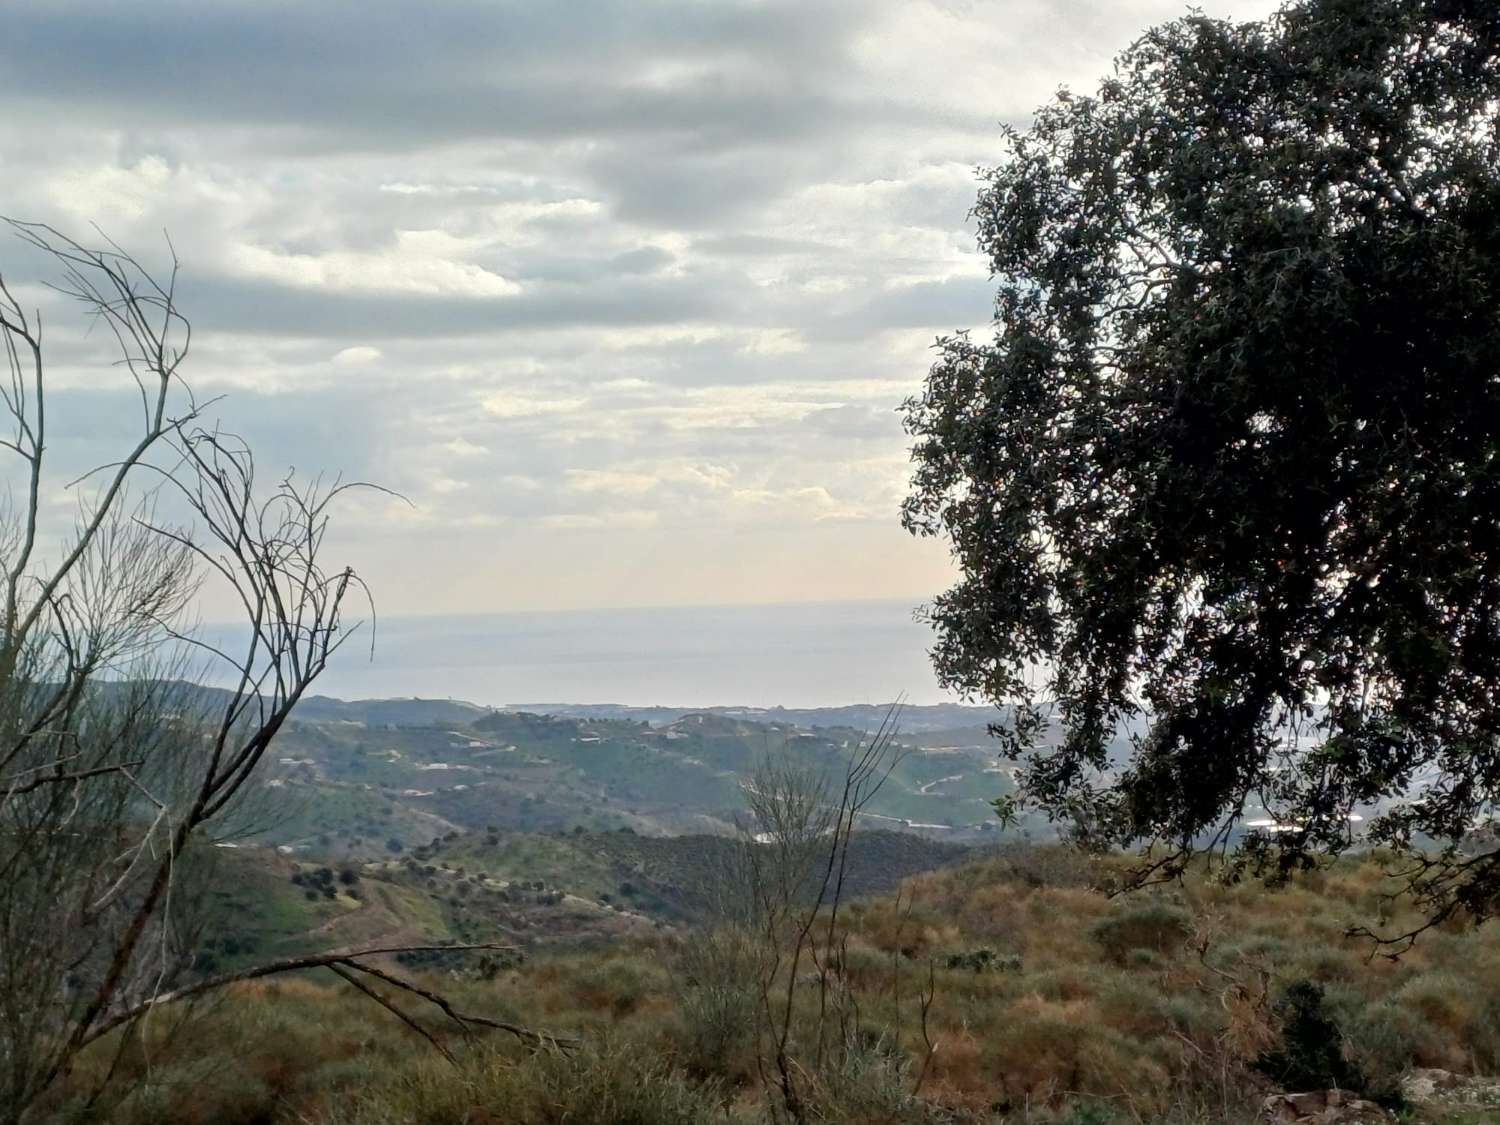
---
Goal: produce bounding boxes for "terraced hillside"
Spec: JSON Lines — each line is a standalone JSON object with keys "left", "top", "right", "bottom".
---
{"left": 197, "top": 827, "right": 976, "bottom": 968}
{"left": 233, "top": 703, "right": 1021, "bottom": 858}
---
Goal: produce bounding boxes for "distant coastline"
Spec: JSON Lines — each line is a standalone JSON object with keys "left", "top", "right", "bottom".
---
{"left": 263, "top": 598, "right": 957, "bottom": 711}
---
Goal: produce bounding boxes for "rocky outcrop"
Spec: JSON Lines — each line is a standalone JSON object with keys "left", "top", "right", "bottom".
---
{"left": 1261, "top": 1090, "right": 1394, "bottom": 1124}
{"left": 1401, "top": 1068, "right": 1500, "bottom": 1114}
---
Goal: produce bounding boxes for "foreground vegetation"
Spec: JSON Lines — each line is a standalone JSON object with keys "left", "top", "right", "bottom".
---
{"left": 30, "top": 845, "right": 1500, "bottom": 1125}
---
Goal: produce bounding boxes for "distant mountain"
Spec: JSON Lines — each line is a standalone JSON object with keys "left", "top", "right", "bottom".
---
{"left": 102, "top": 680, "right": 1002, "bottom": 735}
{"left": 95, "top": 680, "right": 496, "bottom": 729}
{"left": 290, "top": 694, "right": 495, "bottom": 727}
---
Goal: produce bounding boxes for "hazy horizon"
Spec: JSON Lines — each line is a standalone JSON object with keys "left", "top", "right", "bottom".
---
{"left": 248, "top": 598, "right": 964, "bottom": 711}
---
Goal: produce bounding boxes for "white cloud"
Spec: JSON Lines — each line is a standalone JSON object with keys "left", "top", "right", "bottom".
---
{"left": 739, "top": 328, "right": 807, "bottom": 356}
{"left": 564, "top": 469, "right": 660, "bottom": 497}
{"left": 481, "top": 394, "right": 586, "bottom": 419}
{"left": 597, "top": 325, "right": 725, "bottom": 350}
{"left": 230, "top": 238, "right": 522, "bottom": 297}
{"left": 332, "top": 345, "right": 383, "bottom": 365}
{"left": 0, "top": 0, "right": 1280, "bottom": 614}
{"left": 542, "top": 510, "right": 661, "bottom": 530}
{"left": 442, "top": 436, "right": 489, "bottom": 457}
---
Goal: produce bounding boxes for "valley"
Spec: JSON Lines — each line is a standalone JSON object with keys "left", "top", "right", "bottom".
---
{"left": 233, "top": 696, "right": 1024, "bottom": 860}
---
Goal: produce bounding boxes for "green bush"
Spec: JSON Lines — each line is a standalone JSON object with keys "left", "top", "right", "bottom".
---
{"left": 329, "top": 1040, "right": 723, "bottom": 1125}
{"left": 1255, "top": 981, "right": 1369, "bottom": 1101}
{"left": 673, "top": 929, "right": 760, "bottom": 1079}
{"left": 1089, "top": 900, "right": 1192, "bottom": 962}
{"left": 945, "top": 947, "right": 1022, "bottom": 973}
{"left": 1343, "top": 999, "right": 1433, "bottom": 1106}
{"left": 1060, "top": 1103, "right": 1119, "bottom": 1125}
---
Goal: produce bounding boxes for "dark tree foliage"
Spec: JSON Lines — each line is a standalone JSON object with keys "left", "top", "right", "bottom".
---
{"left": 901, "top": 0, "right": 1500, "bottom": 928}
{"left": 1255, "top": 981, "right": 1367, "bottom": 1098}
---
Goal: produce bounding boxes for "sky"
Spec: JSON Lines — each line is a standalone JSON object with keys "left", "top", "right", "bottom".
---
{"left": 0, "top": 0, "right": 1279, "bottom": 618}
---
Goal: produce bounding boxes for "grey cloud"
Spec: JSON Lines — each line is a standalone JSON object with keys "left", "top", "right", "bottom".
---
{"left": 690, "top": 234, "right": 832, "bottom": 257}
{"left": 0, "top": 1, "right": 884, "bottom": 148}
{"left": 0, "top": 0, "right": 988, "bottom": 230}
{"left": 180, "top": 273, "right": 728, "bottom": 338}
{"left": 0, "top": 0, "right": 1284, "bottom": 612}
{"left": 821, "top": 276, "right": 996, "bottom": 340}
{"left": 607, "top": 247, "right": 674, "bottom": 275}
{"left": 510, "top": 246, "right": 675, "bottom": 284}
{"left": 582, "top": 140, "right": 815, "bottom": 228}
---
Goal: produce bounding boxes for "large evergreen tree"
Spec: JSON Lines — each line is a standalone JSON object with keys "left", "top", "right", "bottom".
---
{"left": 902, "top": 0, "right": 1500, "bottom": 931}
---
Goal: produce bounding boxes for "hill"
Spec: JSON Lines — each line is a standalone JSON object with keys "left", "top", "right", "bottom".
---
{"left": 42, "top": 845, "right": 1500, "bottom": 1125}
{"left": 197, "top": 827, "right": 977, "bottom": 968}
{"left": 511, "top": 701, "right": 1008, "bottom": 733}
{"left": 231, "top": 704, "right": 1021, "bottom": 859}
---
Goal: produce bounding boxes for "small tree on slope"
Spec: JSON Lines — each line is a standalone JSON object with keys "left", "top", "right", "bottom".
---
{"left": 0, "top": 223, "right": 553, "bottom": 1123}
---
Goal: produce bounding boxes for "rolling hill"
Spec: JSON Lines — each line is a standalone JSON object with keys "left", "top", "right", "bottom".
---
{"left": 228, "top": 701, "right": 1022, "bottom": 859}
{"left": 197, "top": 826, "right": 977, "bottom": 969}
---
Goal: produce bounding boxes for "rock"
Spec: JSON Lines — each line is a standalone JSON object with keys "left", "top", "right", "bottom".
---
{"left": 1261, "top": 1090, "right": 1395, "bottom": 1124}
{"left": 1401, "top": 1068, "right": 1500, "bottom": 1111}
{"left": 1402, "top": 1067, "right": 1460, "bottom": 1102}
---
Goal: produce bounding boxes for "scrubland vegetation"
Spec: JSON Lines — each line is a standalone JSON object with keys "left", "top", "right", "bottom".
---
{"left": 28, "top": 846, "right": 1500, "bottom": 1125}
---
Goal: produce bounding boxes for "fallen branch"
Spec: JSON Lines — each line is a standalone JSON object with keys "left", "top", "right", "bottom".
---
{"left": 78, "top": 943, "right": 575, "bottom": 1053}
{"left": 343, "top": 957, "right": 578, "bottom": 1051}
{"left": 327, "top": 964, "right": 457, "bottom": 1065}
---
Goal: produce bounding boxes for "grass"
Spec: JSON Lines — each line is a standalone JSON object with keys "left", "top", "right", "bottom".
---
{"left": 31, "top": 846, "right": 1500, "bottom": 1124}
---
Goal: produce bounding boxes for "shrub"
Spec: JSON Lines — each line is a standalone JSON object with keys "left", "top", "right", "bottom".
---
{"left": 998, "top": 841, "right": 1106, "bottom": 889}
{"left": 119, "top": 1066, "right": 279, "bottom": 1125}
{"left": 674, "top": 929, "right": 760, "bottom": 1080}
{"left": 1255, "top": 981, "right": 1367, "bottom": 1098}
{"left": 803, "top": 1032, "right": 953, "bottom": 1124}
{"left": 1343, "top": 999, "right": 1433, "bottom": 1105}
{"left": 945, "top": 947, "right": 1022, "bottom": 974}
{"left": 1089, "top": 900, "right": 1192, "bottom": 962}
{"left": 330, "top": 1040, "right": 723, "bottom": 1125}
{"left": 573, "top": 958, "right": 668, "bottom": 1021}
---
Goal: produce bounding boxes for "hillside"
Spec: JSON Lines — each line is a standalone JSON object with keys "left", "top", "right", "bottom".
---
{"left": 230, "top": 703, "right": 1022, "bottom": 859}
{"left": 512, "top": 701, "right": 1009, "bottom": 733}
{"left": 43, "top": 846, "right": 1500, "bottom": 1125}
{"left": 198, "top": 827, "right": 977, "bottom": 968}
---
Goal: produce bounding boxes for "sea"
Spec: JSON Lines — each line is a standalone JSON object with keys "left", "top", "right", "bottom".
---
{"left": 293, "top": 599, "right": 955, "bottom": 710}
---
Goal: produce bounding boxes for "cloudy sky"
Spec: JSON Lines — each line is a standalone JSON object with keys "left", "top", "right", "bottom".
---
{"left": 0, "top": 0, "right": 1276, "bottom": 618}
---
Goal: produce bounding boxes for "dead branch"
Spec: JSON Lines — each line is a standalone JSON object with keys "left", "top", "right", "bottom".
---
{"left": 77, "top": 943, "right": 574, "bottom": 1054}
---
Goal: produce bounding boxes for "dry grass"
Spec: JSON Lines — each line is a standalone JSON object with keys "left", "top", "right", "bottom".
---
{"left": 31, "top": 847, "right": 1500, "bottom": 1125}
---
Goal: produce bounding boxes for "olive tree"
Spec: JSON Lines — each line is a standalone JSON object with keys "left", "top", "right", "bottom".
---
{"left": 901, "top": 0, "right": 1500, "bottom": 938}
